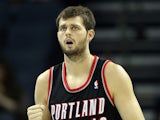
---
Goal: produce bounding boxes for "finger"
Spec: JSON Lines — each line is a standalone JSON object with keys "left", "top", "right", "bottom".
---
{"left": 40, "top": 105, "right": 45, "bottom": 110}
{"left": 28, "top": 104, "right": 41, "bottom": 110}
{"left": 27, "top": 108, "right": 43, "bottom": 115}
{"left": 28, "top": 104, "right": 45, "bottom": 111}
{"left": 29, "top": 112, "right": 43, "bottom": 119}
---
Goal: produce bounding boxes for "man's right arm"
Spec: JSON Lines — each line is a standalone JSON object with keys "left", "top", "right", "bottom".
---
{"left": 27, "top": 69, "right": 52, "bottom": 120}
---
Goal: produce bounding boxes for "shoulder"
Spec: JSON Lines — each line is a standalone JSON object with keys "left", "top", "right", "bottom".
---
{"left": 105, "top": 61, "right": 126, "bottom": 77}
{"left": 103, "top": 61, "right": 133, "bottom": 98}
{"left": 103, "top": 61, "right": 126, "bottom": 78}
{"left": 34, "top": 67, "right": 53, "bottom": 104}
{"left": 37, "top": 68, "right": 51, "bottom": 84}
{"left": 104, "top": 60, "right": 130, "bottom": 81}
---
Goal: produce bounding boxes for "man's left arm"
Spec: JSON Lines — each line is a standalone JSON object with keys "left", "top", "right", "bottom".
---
{"left": 105, "top": 62, "right": 145, "bottom": 120}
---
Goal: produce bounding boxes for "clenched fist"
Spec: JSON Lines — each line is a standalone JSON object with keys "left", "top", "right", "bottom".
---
{"left": 27, "top": 104, "right": 45, "bottom": 120}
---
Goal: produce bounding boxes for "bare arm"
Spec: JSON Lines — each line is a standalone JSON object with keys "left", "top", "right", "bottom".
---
{"left": 105, "top": 62, "right": 145, "bottom": 120}
{"left": 27, "top": 69, "right": 51, "bottom": 120}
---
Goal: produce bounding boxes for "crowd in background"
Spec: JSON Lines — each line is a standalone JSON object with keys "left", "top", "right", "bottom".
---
{"left": 0, "top": 0, "right": 160, "bottom": 120}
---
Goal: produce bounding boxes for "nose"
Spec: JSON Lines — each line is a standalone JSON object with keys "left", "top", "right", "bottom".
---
{"left": 65, "top": 28, "right": 71, "bottom": 36}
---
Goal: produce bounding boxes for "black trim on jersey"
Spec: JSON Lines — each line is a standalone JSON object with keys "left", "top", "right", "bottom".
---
{"left": 48, "top": 56, "right": 122, "bottom": 120}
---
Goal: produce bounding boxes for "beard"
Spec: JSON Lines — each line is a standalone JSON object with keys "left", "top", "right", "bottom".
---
{"left": 61, "top": 45, "right": 85, "bottom": 56}
{"left": 59, "top": 37, "right": 87, "bottom": 57}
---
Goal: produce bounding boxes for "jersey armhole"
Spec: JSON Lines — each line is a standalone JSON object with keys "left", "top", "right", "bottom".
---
{"left": 46, "top": 66, "right": 54, "bottom": 106}
{"left": 101, "top": 60, "right": 115, "bottom": 106}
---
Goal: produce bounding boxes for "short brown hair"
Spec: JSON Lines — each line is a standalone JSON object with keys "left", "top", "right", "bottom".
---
{"left": 56, "top": 6, "right": 96, "bottom": 30}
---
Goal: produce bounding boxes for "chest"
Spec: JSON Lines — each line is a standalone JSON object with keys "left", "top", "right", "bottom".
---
{"left": 47, "top": 59, "right": 122, "bottom": 120}
{"left": 50, "top": 68, "right": 105, "bottom": 103}
{"left": 65, "top": 73, "right": 91, "bottom": 90}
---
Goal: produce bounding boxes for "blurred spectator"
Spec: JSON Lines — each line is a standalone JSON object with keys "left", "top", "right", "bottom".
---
{"left": 0, "top": 56, "right": 26, "bottom": 120}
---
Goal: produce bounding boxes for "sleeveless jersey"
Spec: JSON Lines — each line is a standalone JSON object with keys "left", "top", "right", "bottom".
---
{"left": 47, "top": 56, "right": 122, "bottom": 120}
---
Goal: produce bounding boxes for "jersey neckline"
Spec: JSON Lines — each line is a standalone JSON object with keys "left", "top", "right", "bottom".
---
{"left": 62, "top": 56, "right": 99, "bottom": 93}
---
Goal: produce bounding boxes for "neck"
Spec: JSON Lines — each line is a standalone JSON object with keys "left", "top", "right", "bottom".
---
{"left": 64, "top": 53, "right": 95, "bottom": 76}
{"left": 64, "top": 47, "right": 91, "bottom": 62}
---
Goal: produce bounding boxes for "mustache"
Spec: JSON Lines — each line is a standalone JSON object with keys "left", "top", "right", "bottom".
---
{"left": 65, "top": 37, "right": 74, "bottom": 43}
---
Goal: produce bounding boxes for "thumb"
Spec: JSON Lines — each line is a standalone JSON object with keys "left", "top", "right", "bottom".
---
{"left": 40, "top": 104, "right": 46, "bottom": 111}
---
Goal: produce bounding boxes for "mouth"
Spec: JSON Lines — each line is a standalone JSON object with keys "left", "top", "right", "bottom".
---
{"left": 65, "top": 38, "right": 74, "bottom": 45}
{"left": 66, "top": 41, "right": 73, "bottom": 45}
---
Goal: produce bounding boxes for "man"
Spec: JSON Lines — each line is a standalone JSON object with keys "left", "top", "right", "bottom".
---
{"left": 27, "top": 6, "right": 145, "bottom": 120}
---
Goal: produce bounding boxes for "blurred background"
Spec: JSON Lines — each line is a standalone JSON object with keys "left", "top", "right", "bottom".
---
{"left": 0, "top": 0, "right": 160, "bottom": 120}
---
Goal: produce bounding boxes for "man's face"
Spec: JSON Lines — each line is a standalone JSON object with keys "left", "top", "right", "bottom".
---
{"left": 57, "top": 16, "right": 89, "bottom": 56}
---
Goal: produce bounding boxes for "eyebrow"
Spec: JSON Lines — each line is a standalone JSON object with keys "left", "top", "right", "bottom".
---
{"left": 59, "top": 24, "right": 81, "bottom": 28}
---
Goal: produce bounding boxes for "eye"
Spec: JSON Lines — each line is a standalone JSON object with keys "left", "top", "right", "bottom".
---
{"left": 71, "top": 26, "right": 79, "bottom": 31}
{"left": 59, "top": 26, "right": 67, "bottom": 31}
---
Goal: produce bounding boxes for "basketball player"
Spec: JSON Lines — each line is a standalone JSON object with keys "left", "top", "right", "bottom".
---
{"left": 27, "top": 6, "right": 145, "bottom": 120}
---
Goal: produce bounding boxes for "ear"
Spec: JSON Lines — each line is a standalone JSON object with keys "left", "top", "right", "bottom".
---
{"left": 87, "top": 29, "right": 95, "bottom": 42}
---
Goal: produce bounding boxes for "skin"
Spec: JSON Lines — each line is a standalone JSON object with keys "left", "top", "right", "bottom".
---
{"left": 27, "top": 16, "right": 145, "bottom": 120}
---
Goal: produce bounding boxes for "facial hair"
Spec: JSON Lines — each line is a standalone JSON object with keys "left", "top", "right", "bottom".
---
{"left": 59, "top": 34, "right": 88, "bottom": 57}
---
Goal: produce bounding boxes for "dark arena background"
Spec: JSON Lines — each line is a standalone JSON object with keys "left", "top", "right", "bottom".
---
{"left": 0, "top": 0, "right": 160, "bottom": 120}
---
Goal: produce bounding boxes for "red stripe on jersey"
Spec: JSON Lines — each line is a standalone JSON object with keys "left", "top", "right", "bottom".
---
{"left": 47, "top": 67, "right": 53, "bottom": 106}
{"left": 62, "top": 56, "right": 98, "bottom": 93}
{"left": 101, "top": 60, "right": 114, "bottom": 106}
